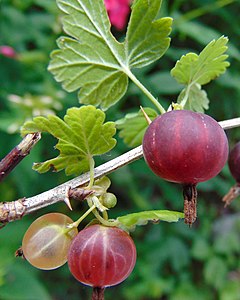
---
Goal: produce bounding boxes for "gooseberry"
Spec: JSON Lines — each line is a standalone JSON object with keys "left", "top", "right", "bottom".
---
{"left": 228, "top": 141, "right": 240, "bottom": 182}
{"left": 68, "top": 224, "right": 136, "bottom": 299}
{"left": 142, "top": 110, "right": 229, "bottom": 224}
{"left": 22, "top": 213, "right": 78, "bottom": 270}
{"left": 223, "top": 141, "right": 240, "bottom": 206}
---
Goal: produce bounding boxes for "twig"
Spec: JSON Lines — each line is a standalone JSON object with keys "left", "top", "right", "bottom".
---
{"left": 0, "top": 133, "right": 41, "bottom": 182}
{"left": 1, "top": 117, "right": 240, "bottom": 225}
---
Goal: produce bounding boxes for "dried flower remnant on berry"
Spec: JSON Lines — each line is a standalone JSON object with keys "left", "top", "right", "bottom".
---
{"left": 104, "top": 0, "right": 131, "bottom": 30}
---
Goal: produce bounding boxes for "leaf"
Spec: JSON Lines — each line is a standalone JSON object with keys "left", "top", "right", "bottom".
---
{"left": 116, "top": 107, "right": 158, "bottom": 147}
{"left": 21, "top": 105, "right": 116, "bottom": 175}
{"left": 48, "top": 0, "right": 172, "bottom": 110}
{"left": 117, "top": 210, "right": 184, "bottom": 231}
{"left": 125, "top": 0, "right": 172, "bottom": 68}
{"left": 171, "top": 36, "right": 230, "bottom": 86}
{"left": 93, "top": 176, "right": 111, "bottom": 191}
{"left": 177, "top": 83, "right": 209, "bottom": 113}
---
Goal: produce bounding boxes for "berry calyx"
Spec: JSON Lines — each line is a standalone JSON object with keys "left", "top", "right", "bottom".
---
{"left": 142, "top": 110, "right": 229, "bottom": 224}
{"left": 68, "top": 224, "right": 136, "bottom": 299}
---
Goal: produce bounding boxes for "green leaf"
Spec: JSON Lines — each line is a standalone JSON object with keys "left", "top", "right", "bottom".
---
{"left": 125, "top": 0, "right": 172, "bottom": 68}
{"left": 93, "top": 176, "right": 111, "bottom": 192}
{"left": 116, "top": 107, "right": 158, "bottom": 147}
{"left": 117, "top": 210, "right": 184, "bottom": 231}
{"left": 48, "top": 0, "right": 172, "bottom": 110}
{"left": 177, "top": 83, "right": 209, "bottom": 113}
{"left": 48, "top": 0, "right": 127, "bottom": 110}
{"left": 21, "top": 105, "right": 116, "bottom": 175}
{"left": 171, "top": 36, "right": 230, "bottom": 86}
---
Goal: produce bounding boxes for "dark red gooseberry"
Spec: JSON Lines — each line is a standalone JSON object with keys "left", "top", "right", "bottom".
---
{"left": 142, "top": 110, "right": 229, "bottom": 224}
{"left": 228, "top": 141, "right": 240, "bottom": 182}
{"left": 68, "top": 224, "right": 136, "bottom": 298}
{"left": 223, "top": 141, "right": 240, "bottom": 206}
{"left": 143, "top": 110, "right": 228, "bottom": 184}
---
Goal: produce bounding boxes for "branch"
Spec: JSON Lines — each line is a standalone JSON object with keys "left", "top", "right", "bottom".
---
{"left": 0, "top": 133, "right": 41, "bottom": 182}
{"left": 1, "top": 117, "right": 240, "bottom": 225}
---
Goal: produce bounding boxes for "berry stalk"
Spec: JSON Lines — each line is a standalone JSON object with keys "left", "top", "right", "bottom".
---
{"left": 183, "top": 184, "right": 197, "bottom": 225}
{"left": 92, "top": 287, "right": 105, "bottom": 300}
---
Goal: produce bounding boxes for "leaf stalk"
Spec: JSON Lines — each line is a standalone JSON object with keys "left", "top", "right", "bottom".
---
{"left": 126, "top": 69, "right": 166, "bottom": 114}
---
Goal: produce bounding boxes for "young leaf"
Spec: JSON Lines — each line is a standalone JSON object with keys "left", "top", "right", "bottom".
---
{"left": 177, "top": 83, "right": 209, "bottom": 113}
{"left": 125, "top": 0, "right": 172, "bottom": 68}
{"left": 117, "top": 210, "right": 184, "bottom": 231}
{"left": 171, "top": 36, "right": 230, "bottom": 86}
{"left": 116, "top": 107, "right": 158, "bottom": 147}
{"left": 21, "top": 105, "right": 116, "bottom": 175}
{"left": 48, "top": 0, "right": 172, "bottom": 110}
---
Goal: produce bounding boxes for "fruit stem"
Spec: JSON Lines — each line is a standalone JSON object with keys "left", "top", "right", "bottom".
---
{"left": 178, "top": 84, "right": 191, "bottom": 108}
{"left": 92, "top": 287, "right": 105, "bottom": 300}
{"left": 222, "top": 182, "right": 240, "bottom": 207}
{"left": 66, "top": 205, "right": 96, "bottom": 230}
{"left": 183, "top": 184, "right": 197, "bottom": 226}
{"left": 92, "top": 208, "right": 118, "bottom": 227}
{"left": 87, "top": 198, "right": 118, "bottom": 227}
{"left": 102, "top": 210, "right": 109, "bottom": 220}
{"left": 125, "top": 70, "right": 166, "bottom": 114}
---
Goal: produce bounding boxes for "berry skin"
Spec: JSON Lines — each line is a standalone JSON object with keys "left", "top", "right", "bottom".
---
{"left": 22, "top": 213, "right": 78, "bottom": 270}
{"left": 143, "top": 110, "right": 228, "bottom": 185}
{"left": 223, "top": 141, "right": 240, "bottom": 206}
{"left": 228, "top": 141, "right": 240, "bottom": 183}
{"left": 68, "top": 224, "right": 136, "bottom": 288}
{"left": 142, "top": 110, "right": 229, "bottom": 225}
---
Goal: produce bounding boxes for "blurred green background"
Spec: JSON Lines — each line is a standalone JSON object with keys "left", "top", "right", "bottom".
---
{"left": 1, "top": 0, "right": 240, "bottom": 299}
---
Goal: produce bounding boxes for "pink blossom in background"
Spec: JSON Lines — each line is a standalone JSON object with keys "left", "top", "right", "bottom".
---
{"left": 0, "top": 46, "right": 17, "bottom": 58}
{"left": 104, "top": 0, "right": 131, "bottom": 31}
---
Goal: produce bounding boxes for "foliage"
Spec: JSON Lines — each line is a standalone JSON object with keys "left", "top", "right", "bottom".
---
{"left": 48, "top": 0, "right": 172, "bottom": 110}
{"left": 21, "top": 105, "right": 116, "bottom": 175}
{"left": 171, "top": 36, "right": 229, "bottom": 112}
{"left": 116, "top": 107, "right": 158, "bottom": 147}
{"left": 117, "top": 210, "right": 184, "bottom": 231}
{"left": 1, "top": 0, "right": 240, "bottom": 299}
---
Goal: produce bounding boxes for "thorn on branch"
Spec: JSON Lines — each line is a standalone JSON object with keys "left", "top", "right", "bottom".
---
{"left": 64, "top": 186, "right": 94, "bottom": 210}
